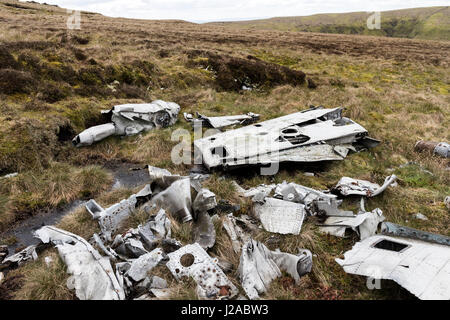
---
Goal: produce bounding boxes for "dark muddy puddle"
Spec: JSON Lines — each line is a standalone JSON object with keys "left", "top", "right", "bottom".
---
{"left": 1, "top": 164, "right": 150, "bottom": 257}
{"left": 110, "top": 165, "right": 150, "bottom": 190}
{"left": 1, "top": 200, "right": 87, "bottom": 255}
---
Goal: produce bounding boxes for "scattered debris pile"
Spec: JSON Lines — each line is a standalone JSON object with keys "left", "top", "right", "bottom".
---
{"left": 2, "top": 105, "right": 449, "bottom": 301}
{"left": 194, "top": 107, "right": 379, "bottom": 170}
{"left": 0, "top": 164, "right": 318, "bottom": 300}
{"left": 233, "top": 177, "right": 388, "bottom": 240}
{"left": 72, "top": 100, "right": 180, "bottom": 147}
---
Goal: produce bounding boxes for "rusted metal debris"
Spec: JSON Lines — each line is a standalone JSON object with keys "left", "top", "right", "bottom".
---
{"left": 415, "top": 140, "right": 450, "bottom": 158}
{"left": 194, "top": 107, "right": 379, "bottom": 170}
{"left": 184, "top": 112, "right": 260, "bottom": 129}
{"left": 72, "top": 100, "right": 180, "bottom": 147}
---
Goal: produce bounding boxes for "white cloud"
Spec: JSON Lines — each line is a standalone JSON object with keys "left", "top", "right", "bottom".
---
{"left": 26, "top": 0, "right": 449, "bottom": 22}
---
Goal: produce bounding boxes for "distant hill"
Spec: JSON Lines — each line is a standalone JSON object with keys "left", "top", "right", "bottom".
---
{"left": 210, "top": 6, "right": 450, "bottom": 41}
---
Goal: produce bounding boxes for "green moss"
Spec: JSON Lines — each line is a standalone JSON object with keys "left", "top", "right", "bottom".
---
{"left": 395, "top": 165, "right": 437, "bottom": 189}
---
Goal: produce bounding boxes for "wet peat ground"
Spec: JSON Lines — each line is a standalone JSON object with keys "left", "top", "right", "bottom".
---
{"left": 0, "top": 163, "right": 150, "bottom": 256}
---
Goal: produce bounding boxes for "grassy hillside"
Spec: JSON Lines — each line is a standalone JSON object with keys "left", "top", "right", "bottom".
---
{"left": 210, "top": 6, "right": 450, "bottom": 41}
{"left": 0, "top": 0, "right": 449, "bottom": 300}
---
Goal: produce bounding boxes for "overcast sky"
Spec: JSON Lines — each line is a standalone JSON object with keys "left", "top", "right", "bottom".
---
{"left": 26, "top": 0, "right": 449, "bottom": 23}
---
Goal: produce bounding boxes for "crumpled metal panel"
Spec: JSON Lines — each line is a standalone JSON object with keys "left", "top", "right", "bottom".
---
{"left": 192, "top": 188, "right": 217, "bottom": 217}
{"left": 253, "top": 198, "right": 306, "bottom": 235}
{"left": 234, "top": 180, "right": 350, "bottom": 217}
{"left": 271, "top": 248, "right": 313, "bottom": 283}
{"left": 238, "top": 239, "right": 312, "bottom": 299}
{"left": 108, "top": 208, "right": 172, "bottom": 258}
{"left": 93, "top": 233, "right": 119, "bottom": 260}
{"left": 116, "top": 238, "right": 148, "bottom": 259}
{"left": 319, "top": 208, "right": 385, "bottom": 239}
{"left": 333, "top": 175, "right": 397, "bottom": 197}
{"left": 233, "top": 181, "right": 276, "bottom": 200}
{"left": 273, "top": 181, "right": 342, "bottom": 215}
{"left": 194, "top": 107, "right": 378, "bottom": 170}
{"left": 34, "top": 226, "right": 125, "bottom": 300}
{"left": 73, "top": 100, "right": 180, "bottom": 147}
{"left": 184, "top": 112, "right": 260, "bottom": 129}
{"left": 222, "top": 214, "right": 255, "bottom": 253}
{"left": 86, "top": 184, "right": 152, "bottom": 242}
{"left": 147, "top": 178, "right": 193, "bottom": 223}
{"left": 193, "top": 211, "right": 216, "bottom": 250}
{"left": 144, "top": 166, "right": 196, "bottom": 223}
{"left": 191, "top": 188, "right": 217, "bottom": 250}
{"left": 126, "top": 248, "right": 167, "bottom": 282}
{"left": 336, "top": 235, "right": 450, "bottom": 300}
{"left": 0, "top": 245, "right": 38, "bottom": 269}
{"left": 166, "top": 243, "right": 238, "bottom": 300}
{"left": 138, "top": 208, "right": 172, "bottom": 245}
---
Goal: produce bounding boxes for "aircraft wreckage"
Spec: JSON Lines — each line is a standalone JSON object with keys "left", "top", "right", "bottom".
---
{"left": 72, "top": 100, "right": 180, "bottom": 147}
{"left": 184, "top": 112, "right": 260, "bottom": 129}
{"left": 194, "top": 107, "right": 379, "bottom": 170}
{"left": 337, "top": 224, "right": 450, "bottom": 300}
{"left": 1, "top": 163, "right": 449, "bottom": 300}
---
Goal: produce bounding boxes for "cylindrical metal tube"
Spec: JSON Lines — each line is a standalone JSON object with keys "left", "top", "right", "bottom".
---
{"left": 72, "top": 123, "right": 116, "bottom": 147}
